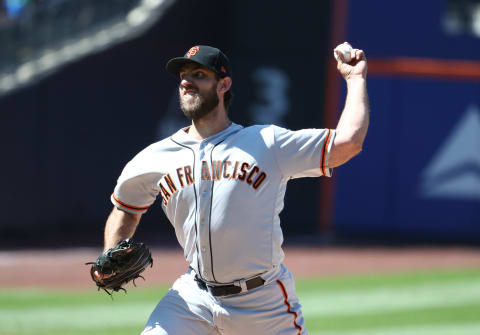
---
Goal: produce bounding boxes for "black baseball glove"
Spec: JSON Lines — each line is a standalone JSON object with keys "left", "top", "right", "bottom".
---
{"left": 86, "top": 239, "right": 153, "bottom": 295}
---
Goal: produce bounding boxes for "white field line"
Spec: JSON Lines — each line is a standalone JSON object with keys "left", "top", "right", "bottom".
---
{"left": 309, "top": 323, "right": 480, "bottom": 335}
{"left": 299, "top": 279, "right": 480, "bottom": 317}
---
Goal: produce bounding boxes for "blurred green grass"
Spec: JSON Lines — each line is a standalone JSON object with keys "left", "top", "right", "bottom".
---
{"left": 1, "top": 268, "right": 479, "bottom": 335}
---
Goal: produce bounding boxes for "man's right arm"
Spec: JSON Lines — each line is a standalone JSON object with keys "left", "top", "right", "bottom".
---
{"left": 103, "top": 206, "right": 142, "bottom": 251}
{"left": 328, "top": 44, "right": 369, "bottom": 168}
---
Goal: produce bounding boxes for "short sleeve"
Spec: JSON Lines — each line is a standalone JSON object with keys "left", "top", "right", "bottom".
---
{"left": 111, "top": 149, "right": 162, "bottom": 214}
{"left": 272, "top": 126, "right": 336, "bottom": 179}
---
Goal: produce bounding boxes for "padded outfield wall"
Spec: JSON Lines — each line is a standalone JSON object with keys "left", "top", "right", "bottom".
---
{"left": 329, "top": 0, "right": 480, "bottom": 243}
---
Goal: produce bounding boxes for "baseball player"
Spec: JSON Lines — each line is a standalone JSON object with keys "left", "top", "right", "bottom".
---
{"left": 96, "top": 43, "right": 369, "bottom": 334}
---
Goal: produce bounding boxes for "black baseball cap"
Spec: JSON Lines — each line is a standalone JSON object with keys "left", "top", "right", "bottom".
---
{"left": 166, "top": 45, "right": 232, "bottom": 78}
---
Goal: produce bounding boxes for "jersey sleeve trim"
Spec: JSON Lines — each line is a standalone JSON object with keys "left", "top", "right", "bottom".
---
{"left": 320, "top": 129, "right": 334, "bottom": 176}
{"left": 111, "top": 193, "right": 150, "bottom": 213}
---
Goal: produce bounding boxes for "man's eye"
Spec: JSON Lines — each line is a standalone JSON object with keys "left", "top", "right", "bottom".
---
{"left": 194, "top": 72, "right": 205, "bottom": 78}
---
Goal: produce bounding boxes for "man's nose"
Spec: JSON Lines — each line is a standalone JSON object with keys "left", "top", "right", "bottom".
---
{"left": 181, "top": 77, "right": 193, "bottom": 87}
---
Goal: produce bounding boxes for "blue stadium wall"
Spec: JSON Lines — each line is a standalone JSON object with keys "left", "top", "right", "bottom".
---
{"left": 332, "top": 0, "right": 480, "bottom": 243}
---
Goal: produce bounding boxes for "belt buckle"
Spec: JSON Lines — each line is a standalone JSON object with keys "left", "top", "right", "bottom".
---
{"left": 233, "top": 279, "right": 247, "bottom": 293}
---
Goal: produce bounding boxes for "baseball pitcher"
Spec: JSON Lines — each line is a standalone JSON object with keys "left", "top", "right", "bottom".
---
{"left": 93, "top": 43, "right": 369, "bottom": 334}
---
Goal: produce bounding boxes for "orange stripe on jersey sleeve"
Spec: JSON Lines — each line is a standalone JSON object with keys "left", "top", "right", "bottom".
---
{"left": 276, "top": 280, "right": 302, "bottom": 335}
{"left": 320, "top": 129, "right": 332, "bottom": 176}
{"left": 112, "top": 193, "right": 150, "bottom": 211}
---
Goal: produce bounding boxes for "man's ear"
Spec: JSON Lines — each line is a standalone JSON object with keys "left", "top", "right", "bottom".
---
{"left": 218, "top": 77, "right": 232, "bottom": 92}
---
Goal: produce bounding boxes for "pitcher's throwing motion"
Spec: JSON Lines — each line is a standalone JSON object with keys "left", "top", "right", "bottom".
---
{"left": 100, "top": 43, "right": 369, "bottom": 334}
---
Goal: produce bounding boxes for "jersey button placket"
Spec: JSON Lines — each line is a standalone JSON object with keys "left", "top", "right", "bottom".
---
{"left": 197, "top": 145, "right": 212, "bottom": 280}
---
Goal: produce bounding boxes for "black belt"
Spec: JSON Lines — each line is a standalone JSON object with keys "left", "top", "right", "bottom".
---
{"left": 194, "top": 273, "right": 265, "bottom": 296}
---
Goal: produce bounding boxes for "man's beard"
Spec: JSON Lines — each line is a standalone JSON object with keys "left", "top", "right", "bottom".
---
{"left": 179, "top": 85, "right": 219, "bottom": 120}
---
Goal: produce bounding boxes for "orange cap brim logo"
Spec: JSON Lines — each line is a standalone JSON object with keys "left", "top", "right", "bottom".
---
{"left": 186, "top": 46, "right": 200, "bottom": 59}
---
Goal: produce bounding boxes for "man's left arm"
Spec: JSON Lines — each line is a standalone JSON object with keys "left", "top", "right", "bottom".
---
{"left": 328, "top": 43, "right": 370, "bottom": 168}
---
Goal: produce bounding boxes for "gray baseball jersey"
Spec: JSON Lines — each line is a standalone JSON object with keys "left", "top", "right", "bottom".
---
{"left": 111, "top": 123, "right": 335, "bottom": 284}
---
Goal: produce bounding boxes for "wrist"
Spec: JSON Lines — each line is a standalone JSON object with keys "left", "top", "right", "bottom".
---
{"left": 346, "top": 76, "right": 366, "bottom": 87}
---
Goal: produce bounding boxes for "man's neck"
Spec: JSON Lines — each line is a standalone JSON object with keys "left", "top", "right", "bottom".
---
{"left": 187, "top": 108, "right": 231, "bottom": 140}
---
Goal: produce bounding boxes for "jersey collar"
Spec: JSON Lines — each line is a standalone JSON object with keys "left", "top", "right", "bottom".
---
{"left": 171, "top": 122, "right": 243, "bottom": 146}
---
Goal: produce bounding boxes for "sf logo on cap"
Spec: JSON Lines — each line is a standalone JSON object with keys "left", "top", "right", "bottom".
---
{"left": 186, "top": 46, "right": 200, "bottom": 58}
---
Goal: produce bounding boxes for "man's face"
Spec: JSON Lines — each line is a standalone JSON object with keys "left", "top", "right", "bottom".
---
{"left": 178, "top": 64, "right": 219, "bottom": 120}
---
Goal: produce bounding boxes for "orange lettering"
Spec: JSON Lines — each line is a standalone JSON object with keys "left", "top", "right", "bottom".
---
{"left": 186, "top": 46, "right": 200, "bottom": 58}
{"left": 159, "top": 182, "right": 171, "bottom": 203}
{"left": 246, "top": 166, "right": 259, "bottom": 185}
{"left": 164, "top": 174, "right": 178, "bottom": 193}
{"left": 176, "top": 168, "right": 185, "bottom": 187}
{"left": 253, "top": 172, "right": 267, "bottom": 190}
{"left": 232, "top": 161, "right": 240, "bottom": 180}
{"left": 211, "top": 160, "right": 222, "bottom": 180}
{"left": 184, "top": 165, "right": 194, "bottom": 185}
{"left": 201, "top": 161, "right": 211, "bottom": 180}
{"left": 238, "top": 162, "right": 250, "bottom": 181}
{"left": 223, "top": 161, "right": 231, "bottom": 179}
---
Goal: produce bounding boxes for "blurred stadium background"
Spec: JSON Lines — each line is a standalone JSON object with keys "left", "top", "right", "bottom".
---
{"left": 0, "top": 0, "right": 479, "bottom": 334}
